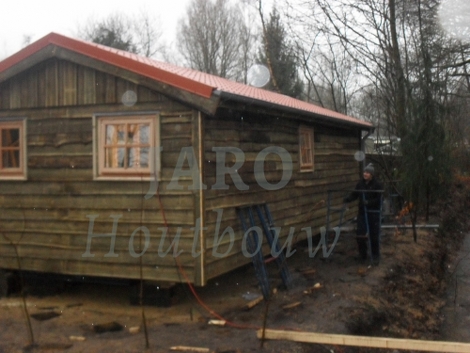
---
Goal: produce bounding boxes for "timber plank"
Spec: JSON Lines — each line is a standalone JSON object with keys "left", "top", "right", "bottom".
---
{"left": 161, "top": 123, "right": 193, "bottom": 139}
{"left": 161, "top": 114, "right": 193, "bottom": 124}
{"left": 60, "top": 61, "right": 78, "bottom": 106}
{"left": 105, "top": 73, "right": 117, "bottom": 103}
{"left": 26, "top": 70, "right": 39, "bottom": 108}
{"left": 26, "top": 167, "right": 200, "bottom": 184}
{"left": 28, "top": 143, "right": 92, "bottom": 156}
{"left": 28, "top": 118, "right": 92, "bottom": 135}
{"left": 0, "top": 257, "right": 191, "bottom": 282}
{"left": 28, "top": 134, "right": 92, "bottom": 148}
{"left": 0, "top": 225, "right": 199, "bottom": 245}
{"left": 0, "top": 103, "right": 188, "bottom": 120}
{"left": 28, "top": 155, "right": 92, "bottom": 169}
{"left": 9, "top": 79, "right": 21, "bottom": 108}
{"left": 45, "top": 60, "right": 58, "bottom": 107}
{"left": 19, "top": 168, "right": 93, "bottom": 182}
{"left": 0, "top": 208, "right": 194, "bottom": 226}
{"left": 81, "top": 66, "right": 96, "bottom": 104}
{"left": 257, "top": 329, "right": 470, "bottom": 353}
{"left": 49, "top": 47, "right": 220, "bottom": 115}
{"left": 94, "top": 70, "right": 107, "bottom": 104}
{"left": 0, "top": 181, "right": 196, "bottom": 196}
{"left": 0, "top": 245, "right": 199, "bottom": 266}
{"left": 0, "top": 82, "right": 9, "bottom": 109}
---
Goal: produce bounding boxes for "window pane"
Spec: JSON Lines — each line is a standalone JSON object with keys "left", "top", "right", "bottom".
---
{"left": 127, "top": 147, "right": 135, "bottom": 167}
{"left": 128, "top": 124, "right": 137, "bottom": 144}
{"left": 106, "top": 124, "right": 126, "bottom": 145}
{"left": 299, "top": 128, "right": 314, "bottom": 169}
{"left": 105, "top": 147, "right": 125, "bottom": 168}
{"left": 300, "top": 132, "right": 310, "bottom": 164}
{"left": 127, "top": 147, "right": 150, "bottom": 168}
{"left": 2, "top": 150, "right": 20, "bottom": 168}
{"left": 140, "top": 147, "right": 149, "bottom": 167}
{"left": 2, "top": 129, "right": 19, "bottom": 147}
{"left": 139, "top": 124, "right": 150, "bottom": 144}
{"left": 301, "top": 149, "right": 309, "bottom": 164}
{"left": 300, "top": 134, "right": 306, "bottom": 146}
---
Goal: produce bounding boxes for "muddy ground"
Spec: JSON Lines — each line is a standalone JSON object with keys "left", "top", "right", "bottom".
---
{"left": 1, "top": 183, "right": 469, "bottom": 353}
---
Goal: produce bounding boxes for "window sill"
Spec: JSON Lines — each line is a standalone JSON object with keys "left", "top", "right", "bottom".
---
{"left": 94, "top": 175, "right": 157, "bottom": 182}
{"left": 0, "top": 175, "right": 27, "bottom": 181}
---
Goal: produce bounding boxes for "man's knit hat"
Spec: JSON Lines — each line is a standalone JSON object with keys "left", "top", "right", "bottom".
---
{"left": 364, "top": 163, "right": 375, "bottom": 175}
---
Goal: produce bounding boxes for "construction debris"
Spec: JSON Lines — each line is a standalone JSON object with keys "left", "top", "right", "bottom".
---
{"left": 208, "top": 319, "right": 226, "bottom": 326}
{"left": 381, "top": 224, "right": 439, "bottom": 229}
{"left": 256, "top": 328, "right": 470, "bottom": 353}
{"left": 241, "top": 296, "right": 264, "bottom": 311}
{"left": 282, "top": 301, "right": 302, "bottom": 310}
{"left": 303, "top": 283, "right": 323, "bottom": 294}
{"left": 170, "top": 346, "right": 211, "bottom": 352}
{"left": 129, "top": 326, "right": 140, "bottom": 334}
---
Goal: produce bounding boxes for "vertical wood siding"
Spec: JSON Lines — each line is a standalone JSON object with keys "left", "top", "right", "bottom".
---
{"left": 0, "top": 59, "right": 168, "bottom": 109}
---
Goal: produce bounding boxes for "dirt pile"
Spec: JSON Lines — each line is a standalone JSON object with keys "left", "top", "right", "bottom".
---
{"left": 346, "top": 230, "right": 447, "bottom": 339}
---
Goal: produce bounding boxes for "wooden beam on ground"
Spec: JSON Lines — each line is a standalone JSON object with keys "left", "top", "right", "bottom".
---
{"left": 170, "top": 346, "right": 211, "bottom": 353}
{"left": 241, "top": 296, "right": 264, "bottom": 311}
{"left": 381, "top": 224, "right": 439, "bottom": 229}
{"left": 256, "top": 329, "right": 470, "bottom": 353}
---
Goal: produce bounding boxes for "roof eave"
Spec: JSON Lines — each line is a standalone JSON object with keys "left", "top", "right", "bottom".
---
{"left": 0, "top": 33, "right": 215, "bottom": 99}
{"left": 214, "top": 90, "right": 374, "bottom": 131}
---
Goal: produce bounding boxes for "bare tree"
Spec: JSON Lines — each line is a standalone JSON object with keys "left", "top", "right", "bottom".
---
{"left": 133, "top": 11, "right": 167, "bottom": 59}
{"left": 235, "top": 9, "right": 259, "bottom": 83}
{"left": 176, "top": 0, "right": 252, "bottom": 79}
{"left": 77, "top": 12, "right": 167, "bottom": 59}
{"left": 283, "top": 0, "right": 470, "bottom": 240}
{"left": 300, "top": 31, "right": 360, "bottom": 115}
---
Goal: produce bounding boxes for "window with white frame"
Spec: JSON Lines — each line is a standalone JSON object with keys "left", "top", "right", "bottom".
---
{"left": 299, "top": 126, "right": 314, "bottom": 172}
{"left": 95, "top": 114, "right": 159, "bottom": 179}
{"left": 0, "top": 119, "right": 26, "bottom": 180}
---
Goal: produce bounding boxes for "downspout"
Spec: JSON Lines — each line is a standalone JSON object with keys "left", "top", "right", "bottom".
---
{"left": 198, "top": 111, "right": 206, "bottom": 286}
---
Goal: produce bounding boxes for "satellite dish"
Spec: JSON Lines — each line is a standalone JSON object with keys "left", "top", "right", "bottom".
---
{"left": 247, "top": 64, "right": 271, "bottom": 88}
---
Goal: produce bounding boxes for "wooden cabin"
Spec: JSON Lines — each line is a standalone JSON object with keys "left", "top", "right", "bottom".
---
{"left": 0, "top": 33, "right": 373, "bottom": 288}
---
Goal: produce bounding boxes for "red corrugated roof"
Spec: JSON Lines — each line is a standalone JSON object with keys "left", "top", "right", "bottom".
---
{"left": 0, "top": 32, "right": 372, "bottom": 129}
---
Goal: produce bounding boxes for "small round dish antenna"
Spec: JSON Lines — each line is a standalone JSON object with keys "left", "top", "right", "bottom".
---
{"left": 247, "top": 64, "right": 271, "bottom": 88}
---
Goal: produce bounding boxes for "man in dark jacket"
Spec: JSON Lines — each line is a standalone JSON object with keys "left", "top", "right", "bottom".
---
{"left": 343, "top": 163, "right": 383, "bottom": 265}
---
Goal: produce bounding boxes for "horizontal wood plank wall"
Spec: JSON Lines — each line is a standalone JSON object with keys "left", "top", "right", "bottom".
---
{"left": 203, "top": 113, "right": 361, "bottom": 281}
{"left": 0, "top": 59, "right": 199, "bottom": 283}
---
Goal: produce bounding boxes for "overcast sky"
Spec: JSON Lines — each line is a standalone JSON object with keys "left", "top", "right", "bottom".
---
{"left": 0, "top": 0, "right": 193, "bottom": 60}
{"left": 0, "top": 0, "right": 468, "bottom": 62}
